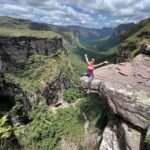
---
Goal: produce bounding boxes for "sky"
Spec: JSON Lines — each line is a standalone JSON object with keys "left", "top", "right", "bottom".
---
{"left": 0, "top": 0, "right": 150, "bottom": 29}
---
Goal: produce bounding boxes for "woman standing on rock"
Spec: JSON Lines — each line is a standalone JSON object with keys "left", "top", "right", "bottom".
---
{"left": 81, "top": 54, "right": 108, "bottom": 93}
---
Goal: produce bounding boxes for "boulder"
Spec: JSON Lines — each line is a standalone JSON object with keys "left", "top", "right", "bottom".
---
{"left": 99, "top": 117, "right": 142, "bottom": 150}
{"left": 99, "top": 118, "right": 120, "bottom": 150}
{"left": 117, "top": 122, "right": 142, "bottom": 150}
{"left": 80, "top": 54, "right": 150, "bottom": 129}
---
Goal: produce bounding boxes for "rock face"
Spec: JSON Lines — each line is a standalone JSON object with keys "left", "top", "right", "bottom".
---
{"left": 80, "top": 54, "right": 150, "bottom": 150}
{"left": 116, "top": 42, "right": 137, "bottom": 63}
{"left": 0, "top": 36, "right": 70, "bottom": 124}
{"left": 141, "top": 43, "right": 150, "bottom": 55}
{"left": 80, "top": 54, "right": 150, "bottom": 129}
{"left": 0, "top": 36, "right": 63, "bottom": 66}
{"left": 99, "top": 118, "right": 120, "bottom": 150}
{"left": 138, "top": 31, "right": 150, "bottom": 38}
{"left": 116, "top": 27, "right": 150, "bottom": 63}
{"left": 0, "top": 73, "right": 31, "bottom": 124}
{"left": 99, "top": 117, "right": 142, "bottom": 150}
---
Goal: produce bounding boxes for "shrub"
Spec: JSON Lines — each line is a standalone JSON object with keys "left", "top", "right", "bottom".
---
{"left": 18, "top": 103, "right": 84, "bottom": 149}
{"left": 64, "top": 88, "right": 84, "bottom": 103}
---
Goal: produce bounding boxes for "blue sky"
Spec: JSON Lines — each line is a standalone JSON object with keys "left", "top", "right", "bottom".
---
{"left": 0, "top": 0, "right": 150, "bottom": 29}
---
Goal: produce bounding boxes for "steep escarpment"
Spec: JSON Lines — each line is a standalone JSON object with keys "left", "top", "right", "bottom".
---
{"left": 0, "top": 36, "right": 64, "bottom": 66}
{"left": 117, "top": 18, "right": 150, "bottom": 62}
{"left": 0, "top": 34, "right": 71, "bottom": 121}
{"left": 0, "top": 28, "right": 106, "bottom": 149}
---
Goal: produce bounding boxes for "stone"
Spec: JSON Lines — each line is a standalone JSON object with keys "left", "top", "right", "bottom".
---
{"left": 80, "top": 54, "right": 150, "bottom": 129}
{"left": 99, "top": 118, "right": 120, "bottom": 150}
{"left": 117, "top": 122, "right": 142, "bottom": 150}
{"left": 99, "top": 117, "right": 142, "bottom": 150}
{"left": 146, "top": 125, "right": 150, "bottom": 150}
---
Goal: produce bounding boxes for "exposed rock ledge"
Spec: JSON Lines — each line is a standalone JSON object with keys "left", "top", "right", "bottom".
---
{"left": 0, "top": 36, "right": 63, "bottom": 66}
{"left": 80, "top": 54, "right": 150, "bottom": 130}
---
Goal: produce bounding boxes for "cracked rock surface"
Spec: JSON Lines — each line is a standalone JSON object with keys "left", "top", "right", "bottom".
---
{"left": 80, "top": 54, "right": 150, "bottom": 129}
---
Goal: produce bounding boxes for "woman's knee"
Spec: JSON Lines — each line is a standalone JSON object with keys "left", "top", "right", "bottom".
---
{"left": 88, "top": 76, "right": 94, "bottom": 83}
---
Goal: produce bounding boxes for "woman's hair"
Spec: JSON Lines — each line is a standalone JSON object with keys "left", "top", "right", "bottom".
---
{"left": 91, "top": 58, "right": 95, "bottom": 62}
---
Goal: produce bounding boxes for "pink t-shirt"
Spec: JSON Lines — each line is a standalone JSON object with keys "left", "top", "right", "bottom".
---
{"left": 87, "top": 65, "right": 94, "bottom": 76}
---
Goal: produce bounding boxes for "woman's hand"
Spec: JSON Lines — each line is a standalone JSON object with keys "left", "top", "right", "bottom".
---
{"left": 84, "top": 54, "right": 90, "bottom": 65}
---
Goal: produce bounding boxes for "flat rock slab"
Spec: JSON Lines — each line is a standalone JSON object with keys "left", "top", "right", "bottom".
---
{"left": 80, "top": 54, "right": 150, "bottom": 129}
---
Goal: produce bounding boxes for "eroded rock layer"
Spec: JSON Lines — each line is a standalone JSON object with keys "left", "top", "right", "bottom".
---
{"left": 80, "top": 54, "right": 150, "bottom": 129}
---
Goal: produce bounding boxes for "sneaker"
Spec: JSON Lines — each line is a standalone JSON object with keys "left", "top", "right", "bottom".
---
{"left": 87, "top": 89, "right": 90, "bottom": 94}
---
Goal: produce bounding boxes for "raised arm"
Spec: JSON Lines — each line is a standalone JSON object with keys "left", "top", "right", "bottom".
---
{"left": 93, "top": 60, "right": 109, "bottom": 68}
{"left": 84, "top": 54, "right": 90, "bottom": 65}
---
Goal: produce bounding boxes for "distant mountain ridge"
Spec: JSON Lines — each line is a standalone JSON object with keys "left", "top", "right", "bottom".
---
{"left": 89, "top": 23, "right": 135, "bottom": 52}
{"left": 0, "top": 16, "right": 136, "bottom": 47}
{"left": 65, "top": 25, "right": 114, "bottom": 44}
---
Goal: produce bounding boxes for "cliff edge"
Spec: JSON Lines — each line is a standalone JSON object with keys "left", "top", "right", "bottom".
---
{"left": 80, "top": 54, "right": 150, "bottom": 150}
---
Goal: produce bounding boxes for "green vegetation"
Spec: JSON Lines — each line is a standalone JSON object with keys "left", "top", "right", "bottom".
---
{"left": 145, "top": 135, "right": 150, "bottom": 144}
{"left": 118, "top": 18, "right": 150, "bottom": 61}
{"left": 73, "top": 42, "right": 117, "bottom": 63}
{"left": 17, "top": 95, "right": 108, "bottom": 149}
{"left": 76, "top": 96, "right": 109, "bottom": 130}
{"left": 18, "top": 103, "right": 84, "bottom": 149}
{"left": 0, "top": 28, "right": 61, "bottom": 38}
{"left": 5, "top": 52, "right": 71, "bottom": 93}
{"left": 0, "top": 16, "right": 112, "bottom": 150}
{"left": 0, "top": 115, "right": 20, "bottom": 150}
{"left": 64, "top": 88, "right": 84, "bottom": 103}
{"left": 0, "top": 116, "right": 12, "bottom": 140}
{"left": 90, "top": 35, "right": 119, "bottom": 52}
{"left": 121, "top": 18, "right": 150, "bottom": 40}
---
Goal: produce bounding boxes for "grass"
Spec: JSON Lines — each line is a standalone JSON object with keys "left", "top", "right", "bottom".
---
{"left": 0, "top": 28, "right": 61, "bottom": 38}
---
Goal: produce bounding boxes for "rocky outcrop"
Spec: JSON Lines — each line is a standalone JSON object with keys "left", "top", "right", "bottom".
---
{"left": 0, "top": 73, "right": 31, "bottom": 124}
{"left": 99, "top": 117, "right": 143, "bottom": 150}
{"left": 116, "top": 42, "right": 137, "bottom": 63}
{"left": 0, "top": 35, "right": 70, "bottom": 124}
{"left": 141, "top": 43, "right": 150, "bottom": 55}
{"left": 138, "top": 31, "right": 150, "bottom": 38}
{"left": 80, "top": 54, "right": 150, "bottom": 129}
{"left": 80, "top": 54, "right": 150, "bottom": 150}
{"left": 99, "top": 118, "right": 120, "bottom": 150}
{"left": 117, "top": 24, "right": 150, "bottom": 63}
{"left": 43, "top": 71, "right": 69, "bottom": 105}
{"left": 0, "top": 36, "right": 64, "bottom": 66}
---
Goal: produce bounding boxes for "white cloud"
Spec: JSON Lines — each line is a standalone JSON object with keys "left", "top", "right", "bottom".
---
{"left": 0, "top": 0, "right": 149, "bottom": 28}
{"left": 98, "top": 15, "right": 107, "bottom": 20}
{"left": 62, "top": 0, "right": 150, "bottom": 21}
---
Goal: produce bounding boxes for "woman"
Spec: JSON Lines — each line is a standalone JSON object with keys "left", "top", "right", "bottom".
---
{"left": 82, "top": 54, "right": 108, "bottom": 93}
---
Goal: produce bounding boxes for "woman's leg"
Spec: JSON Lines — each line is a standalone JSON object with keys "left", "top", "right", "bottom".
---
{"left": 87, "top": 75, "right": 94, "bottom": 93}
